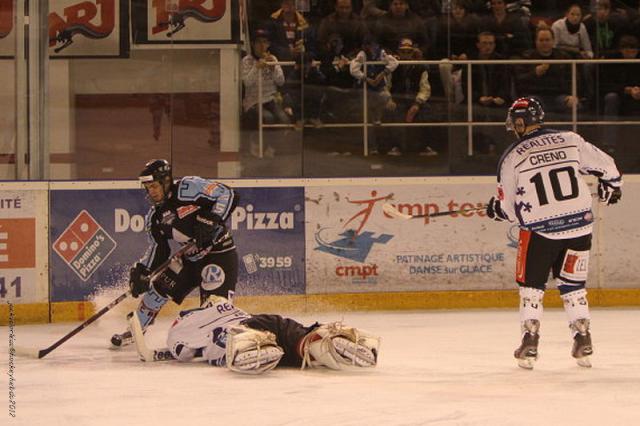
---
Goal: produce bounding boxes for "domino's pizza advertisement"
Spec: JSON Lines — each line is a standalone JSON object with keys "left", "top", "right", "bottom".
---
{"left": 229, "top": 187, "right": 305, "bottom": 295}
{"left": 50, "top": 189, "right": 149, "bottom": 302}
{"left": 304, "top": 182, "right": 519, "bottom": 293}
{"left": 50, "top": 186, "right": 305, "bottom": 302}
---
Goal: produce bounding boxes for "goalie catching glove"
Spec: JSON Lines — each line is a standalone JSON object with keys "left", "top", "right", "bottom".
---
{"left": 597, "top": 179, "right": 622, "bottom": 205}
{"left": 194, "top": 209, "right": 224, "bottom": 249}
{"left": 486, "top": 196, "right": 508, "bottom": 222}
{"left": 129, "top": 263, "right": 151, "bottom": 298}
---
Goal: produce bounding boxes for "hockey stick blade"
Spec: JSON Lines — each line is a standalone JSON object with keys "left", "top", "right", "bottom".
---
{"left": 129, "top": 311, "right": 175, "bottom": 362}
{"left": 383, "top": 203, "right": 487, "bottom": 220}
{"left": 19, "top": 242, "right": 195, "bottom": 360}
{"left": 13, "top": 346, "right": 45, "bottom": 359}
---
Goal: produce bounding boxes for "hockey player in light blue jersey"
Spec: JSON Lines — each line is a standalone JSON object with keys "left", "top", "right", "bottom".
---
{"left": 111, "top": 159, "right": 239, "bottom": 348}
{"left": 486, "top": 97, "right": 622, "bottom": 369}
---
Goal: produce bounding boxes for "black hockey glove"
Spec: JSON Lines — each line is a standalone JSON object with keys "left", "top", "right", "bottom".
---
{"left": 486, "top": 196, "right": 508, "bottom": 222}
{"left": 598, "top": 179, "right": 622, "bottom": 205}
{"left": 194, "top": 210, "right": 223, "bottom": 249}
{"left": 129, "top": 263, "right": 151, "bottom": 298}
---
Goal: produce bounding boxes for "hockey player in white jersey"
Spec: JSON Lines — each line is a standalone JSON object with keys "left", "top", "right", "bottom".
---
{"left": 486, "top": 97, "right": 622, "bottom": 369}
{"left": 128, "top": 296, "right": 380, "bottom": 374}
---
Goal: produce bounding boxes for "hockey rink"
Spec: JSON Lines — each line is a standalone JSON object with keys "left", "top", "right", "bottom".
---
{"left": 3, "top": 307, "right": 640, "bottom": 426}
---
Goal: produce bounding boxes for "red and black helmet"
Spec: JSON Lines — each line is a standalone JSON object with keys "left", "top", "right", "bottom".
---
{"left": 505, "top": 97, "right": 545, "bottom": 132}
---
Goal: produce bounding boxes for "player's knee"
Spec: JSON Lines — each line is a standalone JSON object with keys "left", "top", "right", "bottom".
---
{"left": 298, "top": 323, "right": 380, "bottom": 370}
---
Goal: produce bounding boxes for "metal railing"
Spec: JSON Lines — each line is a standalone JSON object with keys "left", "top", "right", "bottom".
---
{"left": 251, "top": 57, "right": 640, "bottom": 158}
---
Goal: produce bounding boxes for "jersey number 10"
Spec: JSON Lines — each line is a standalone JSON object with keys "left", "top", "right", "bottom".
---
{"left": 529, "top": 166, "right": 579, "bottom": 206}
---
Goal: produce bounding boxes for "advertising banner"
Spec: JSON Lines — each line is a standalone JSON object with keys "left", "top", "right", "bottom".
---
{"left": 50, "top": 187, "right": 147, "bottom": 301}
{"left": 49, "top": 0, "right": 129, "bottom": 58}
{"left": 230, "top": 187, "right": 305, "bottom": 295}
{"left": 305, "top": 179, "right": 520, "bottom": 294}
{"left": 0, "top": 0, "right": 14, "bottom": 58}
{"left": 50, "top": 184, "right": 305, "bottom": 301}
{"left": 131, "top": 0, "right": 239, "bottom": 46}
{"left": 0, "top": 183, "right": 49, "bottom": 303}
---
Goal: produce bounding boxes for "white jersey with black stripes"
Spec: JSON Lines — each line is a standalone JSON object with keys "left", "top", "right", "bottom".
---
{"left": 497, "top": 128, "right": 622, "bottom": 239}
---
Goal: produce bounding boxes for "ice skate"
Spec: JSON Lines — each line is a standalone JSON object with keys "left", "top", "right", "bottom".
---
{"left": 514, "top": 319, "right": 540, "bottom": 369}
{"left": 571, "top": 319, "right": 593, "bottom": 368}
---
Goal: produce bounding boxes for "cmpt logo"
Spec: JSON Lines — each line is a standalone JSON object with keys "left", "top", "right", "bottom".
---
{"left": 0, "top": 0, "right": 13, "bottom": 39}
{"left": 152, "top": 0, "right": 226, "bottom": 37}
{"left": 48, "top": 0, "right": 116, "bottom": 53}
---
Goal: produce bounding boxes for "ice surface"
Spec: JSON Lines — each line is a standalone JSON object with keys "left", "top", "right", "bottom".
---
{"left": 2, "top": 308, "right": 640, "bottom": 425}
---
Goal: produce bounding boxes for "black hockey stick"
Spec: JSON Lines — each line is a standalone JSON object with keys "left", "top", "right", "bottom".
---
{"left": 382, "top": 203, "right": 487, "bottom": 220}
{"left": 15, "top": 242, "right": 196, "bottom": 359}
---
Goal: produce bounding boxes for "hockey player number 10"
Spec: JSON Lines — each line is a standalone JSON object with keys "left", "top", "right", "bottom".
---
{"left": 529, "top": 166, "right": 579, "bottom": 206}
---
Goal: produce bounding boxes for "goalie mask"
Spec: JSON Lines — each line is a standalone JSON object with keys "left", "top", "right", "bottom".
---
{"left": 139, "top": 159, "right": 173, "bottom": 205}
{"left": 506, "top": 97, "right": 544, "bottom": 137}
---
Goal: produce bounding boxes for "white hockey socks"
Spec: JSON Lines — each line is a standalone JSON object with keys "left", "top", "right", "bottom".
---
{"left": 561, "top": 288, "right": 591, "bottom": 336}
{"left": 519, "top": 286, "right": 544, "bottom": 326}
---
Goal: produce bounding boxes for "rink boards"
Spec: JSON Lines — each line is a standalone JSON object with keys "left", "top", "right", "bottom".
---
{"left": 1, "top": 176, "right": 639, "bottom": 323}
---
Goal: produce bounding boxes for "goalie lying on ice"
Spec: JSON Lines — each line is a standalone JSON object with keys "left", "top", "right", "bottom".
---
{"left": 129, "top": 296, "right": 380, "bottom": 374}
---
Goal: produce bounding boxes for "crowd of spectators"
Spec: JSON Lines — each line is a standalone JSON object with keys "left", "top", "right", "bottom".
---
{"left": 242, "top": 0, "right": 640, "bottom": 158}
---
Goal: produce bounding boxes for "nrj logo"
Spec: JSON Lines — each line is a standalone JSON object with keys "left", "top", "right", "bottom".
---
{"left": 0, "top": 0, "right": 14, "bottom": 39}
{"left": 53, "top": 210, "right": 117, "bottom": 281}
{"left": 152, "top": 0, "right": 226, "bottom": 37}
{"left": 314, "top": 189, "right": 393, "bottom": 262}
{"left": 48, "top": 0, "right": 116, "bottom": 53}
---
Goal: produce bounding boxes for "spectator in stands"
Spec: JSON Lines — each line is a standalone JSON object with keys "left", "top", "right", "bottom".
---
{"left": 241, "top": 29, "right": 290, "bottom": 158}
{"left": 597, "top": 34, "right": 640, "bottom": 152}
{"left": 387, "top": 38, "right": 437, "bottom": 156}
{"left": 370, "top": 0, "right": 429, "bottom": 57}
{"left": 437, "top": 1, "right": 481, "bottom": 104}
{"left": 316, "top": 33, "right": 357, "bottom": 123}
{"left": 266, "top": 0, "right": 315, "bottom": 124}
{"left": 317, "top": 0, "right": 369, "bottom": 57}
{"left": 551, "top": 3, "right": 594, "bottom": 58}
{"left": 480, "top": 0, "right": 532, "bottom": 57}
{"left": 514, "top": 27, "right": 579, "bottom": 115}
{"left": 583, "top": 0, "right": 626, "bottom": 58}
{"left": 467, "top": 31, "right": 510, "bottom": 154}
{"left": 350, "top": 35, "right": 399, "bottom": 154}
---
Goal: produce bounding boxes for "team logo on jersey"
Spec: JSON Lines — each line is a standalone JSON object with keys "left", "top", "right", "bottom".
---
{"left": 152, "top": 0, "right": 226, "bottom": 37}
{"left": 53, "top": 210, "right": 117, "bottom": 281}
{"left": 176, "top": 205, "right": 199, "bottom": 219}
{"left": 201, "top": 263, "right": 225, "bottom": 291}
{"left": 49, "top": 0, "right": 116, "bottom": 53}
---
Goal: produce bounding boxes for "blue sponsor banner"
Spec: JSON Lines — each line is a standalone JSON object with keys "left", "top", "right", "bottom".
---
{"left": 50, "top": 186, "right": 305, "bottom": 302}
{"left": 50, "top": 189, "right": 149, "bottom": 302}
{"left": 230, "top": 187, "right": 305, "bottom": 296}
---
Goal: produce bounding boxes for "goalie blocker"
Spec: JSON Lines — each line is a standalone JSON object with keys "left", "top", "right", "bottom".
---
{"left": 129, "top": 296, "right": 380, "bottom": 374}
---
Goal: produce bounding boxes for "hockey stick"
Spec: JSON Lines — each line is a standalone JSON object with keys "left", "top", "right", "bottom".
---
{"left": 382, "top": 203, "right": 487, "bottom": 220}
{"left": 129, "top": 308, "right": 176, "bottom": 362}
{"left": 15, "top": 242, "right": 195, "bottom": 359}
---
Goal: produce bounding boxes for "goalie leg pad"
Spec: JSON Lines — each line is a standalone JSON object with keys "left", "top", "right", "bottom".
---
{"left": 299, "top": 322, "right": 380, "bottom": 370}
{"left": 225, "top": 325, "right": 284, "bottom": 374}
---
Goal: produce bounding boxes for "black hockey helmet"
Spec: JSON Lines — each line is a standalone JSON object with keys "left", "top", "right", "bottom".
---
{"left": 506, "top": 97, "right": 544, "bottom": 134}
{"left": 139, "top": 159, "right": 172, "bottom": 203}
